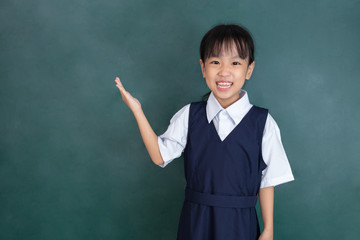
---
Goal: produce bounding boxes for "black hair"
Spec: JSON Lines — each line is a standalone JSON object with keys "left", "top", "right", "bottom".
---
{"left": 200, "top": 23, "right": 255, "bottom": 102}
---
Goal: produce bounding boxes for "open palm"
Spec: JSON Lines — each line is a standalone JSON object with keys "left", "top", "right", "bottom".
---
{"left": 115, "top": 77, "right": 141, "bottom": 113}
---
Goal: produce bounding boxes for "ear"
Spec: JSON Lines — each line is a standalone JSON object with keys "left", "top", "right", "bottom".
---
{"left": 245, "top": 61, "right": 255, "bottom": 80}
{"left": 200, "top": 59, "right": 206, "bottom": 78}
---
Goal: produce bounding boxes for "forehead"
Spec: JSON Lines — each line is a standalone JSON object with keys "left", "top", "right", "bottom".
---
{"left": 208, "top": 40, "right": 247, "bottom": 60}
{"left": 211, "top": 41, "right": 237, "bottom": 55}
{"left": 208, "top": 49, "right": 248, "bottom": 63}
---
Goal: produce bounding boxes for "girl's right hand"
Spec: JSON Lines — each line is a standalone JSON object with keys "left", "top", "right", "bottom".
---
{"left": 115, "top": 77, "right": 142, "bottom": 113}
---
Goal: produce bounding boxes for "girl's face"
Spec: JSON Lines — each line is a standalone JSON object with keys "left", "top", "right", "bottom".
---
{"left": 200, "top": 43, "right": 255, "bottom": 109}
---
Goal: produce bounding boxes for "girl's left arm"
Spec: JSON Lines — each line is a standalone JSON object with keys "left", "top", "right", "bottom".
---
{"left": 258, "top": 186, "right": 274, "bottom": 240}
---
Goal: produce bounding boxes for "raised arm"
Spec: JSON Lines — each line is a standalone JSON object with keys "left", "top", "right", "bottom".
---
{"left": 115, "top": 77, "right": 164, "bottom": 166}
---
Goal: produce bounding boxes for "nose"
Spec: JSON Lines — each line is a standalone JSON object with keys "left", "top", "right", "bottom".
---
{"left": 218, "top": 64, "right": 231, "bottom": 77}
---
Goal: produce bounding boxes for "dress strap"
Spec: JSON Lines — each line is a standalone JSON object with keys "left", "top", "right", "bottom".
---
{"left": 185, "top": 187, "right": 257, "bottom": 208}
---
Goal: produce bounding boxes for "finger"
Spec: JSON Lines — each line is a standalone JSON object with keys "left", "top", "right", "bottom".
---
{"left": 116, "top": 84, "right": 126, "bottom": 94}
{"left": 115, "top": 79, "right": 125, "bottom": 90}
{"left": 116, "top": 84, "right": 128, "bottom": 96}
{"left": 114, "top": 77, "right": 122, "bottom": 88}
{"left": 115, "top": 77, "right": 125, "bottom": 89}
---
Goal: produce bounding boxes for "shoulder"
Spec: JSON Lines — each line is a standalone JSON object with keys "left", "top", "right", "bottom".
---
{"left": 188, "top": 101, "right": 206, "bottom": 113}
{"left": 264, "top": 111, "right": 280, "bottom": 131}
{"left": 168, "top": 100, "right": 207, "bottom": 124}
{"left": 252, "top": 104, "right": 269, "bottom": 116}
{"left": 249, "top": 104, "right": 269, "bottom": 127}
{"left": 169, "top": 103, "right": 191, "bottom": 124}
{"left": 262, "top": 110, "right": 284, "bottom": 140}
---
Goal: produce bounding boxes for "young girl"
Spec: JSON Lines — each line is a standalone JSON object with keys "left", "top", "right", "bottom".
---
{"left": 115, "top": 24, "right": 294, "bottom": 240}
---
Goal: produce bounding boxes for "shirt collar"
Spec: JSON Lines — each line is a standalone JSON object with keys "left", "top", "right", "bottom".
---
{"left": 206, "top": 89, "right": 252, "bottom": 124}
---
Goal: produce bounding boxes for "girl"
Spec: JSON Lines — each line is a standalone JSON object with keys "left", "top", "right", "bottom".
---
{"left": 115, "top": 24, "right": 294, "bottom": 240}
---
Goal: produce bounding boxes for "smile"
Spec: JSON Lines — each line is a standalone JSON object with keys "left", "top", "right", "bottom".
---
{"left": 216, "top": 81, "right": 233, "bottom": 90}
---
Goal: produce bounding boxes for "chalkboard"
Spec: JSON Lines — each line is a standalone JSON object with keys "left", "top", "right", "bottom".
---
{"left": 1, "top": 0, "right": 359, "bottom": 239}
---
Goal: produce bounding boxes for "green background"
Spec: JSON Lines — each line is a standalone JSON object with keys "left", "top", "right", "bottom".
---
{"left": 1, "top": 0, "right": 359, "bottom": 239}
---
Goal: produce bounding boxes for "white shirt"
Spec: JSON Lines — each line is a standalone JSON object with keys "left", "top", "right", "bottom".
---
{"left": 157, "top": 89, "right": 295, "bottom": 189}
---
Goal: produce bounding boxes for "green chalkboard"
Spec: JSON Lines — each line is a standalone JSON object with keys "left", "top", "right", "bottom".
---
{"left": 1, "top": 0, "right": 359, "bottom": 239}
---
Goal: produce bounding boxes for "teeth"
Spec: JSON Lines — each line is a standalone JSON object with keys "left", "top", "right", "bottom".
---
{"left": 217, "top": 82, "right": 232, "bottom": 85}
{"left": 217, "top": 82, "right": 232, "bottom": 88}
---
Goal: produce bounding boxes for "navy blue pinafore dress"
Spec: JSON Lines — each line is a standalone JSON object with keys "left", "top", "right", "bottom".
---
{"left": 177, "top": 101, "right": 268, "bottom": 240}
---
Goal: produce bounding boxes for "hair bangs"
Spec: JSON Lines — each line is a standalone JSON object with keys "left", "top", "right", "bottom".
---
{"left": 200, "top": 24, "right": 255, "bottom": 65}
{"left": 207, "top": 38, "right": 250, "bottom": 61}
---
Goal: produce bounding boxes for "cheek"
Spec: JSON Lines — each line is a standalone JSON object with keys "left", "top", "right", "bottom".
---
{"left": 205, "top": 68, "right": 217, "bottom": 77}
{"left": 236, "top": 70, "right": 247, "bottom": 78}
{"left": 205, "top": 78, "right": 215, "bottom": 88}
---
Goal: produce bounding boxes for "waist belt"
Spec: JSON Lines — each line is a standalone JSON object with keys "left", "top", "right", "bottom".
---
{"left": 185, "top": 187, "right": 257, "bottom": 208}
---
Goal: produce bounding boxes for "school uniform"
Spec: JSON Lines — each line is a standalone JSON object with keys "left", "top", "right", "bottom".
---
{"left": 157, "top": 89, "right": 294, "bottom": 240}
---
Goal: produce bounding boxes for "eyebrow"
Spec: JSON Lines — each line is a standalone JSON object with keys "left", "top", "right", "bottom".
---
{"left": 209, "top": 55, "right": 241, "bottom": 59}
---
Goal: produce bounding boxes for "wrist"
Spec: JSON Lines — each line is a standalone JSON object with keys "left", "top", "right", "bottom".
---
{"left": 262, "top": 227, "right": 273, "bottom": 234}
{"left": 133, "top": 107, "right": 144, "bottom": 118}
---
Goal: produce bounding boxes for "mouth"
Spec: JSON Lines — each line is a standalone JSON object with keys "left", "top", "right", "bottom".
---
{"left": 216, "top": 81, "right": 233, "bottom": 90}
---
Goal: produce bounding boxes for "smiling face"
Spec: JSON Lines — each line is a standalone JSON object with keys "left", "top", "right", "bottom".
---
{"left": 200, "top": 41, "right": 255, "bottom": 109}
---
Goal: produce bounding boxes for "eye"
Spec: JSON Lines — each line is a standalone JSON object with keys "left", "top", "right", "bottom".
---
{"left": 211, "top": 61, "right": 219, "bottom": 64}
{"left": 232, "top": 62, "right": 241, "bottom": 65}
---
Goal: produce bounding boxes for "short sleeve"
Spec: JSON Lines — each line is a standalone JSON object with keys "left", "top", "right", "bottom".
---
{"left": 157, "top": 104, "right": 190, "bottom": 168}
{"left": 260, "top": 113, "right": 295, "bottom": 188}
